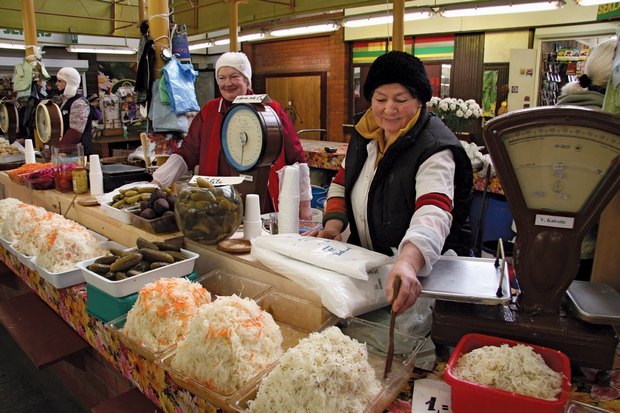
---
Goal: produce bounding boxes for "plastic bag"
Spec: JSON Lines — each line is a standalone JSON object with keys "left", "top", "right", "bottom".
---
{"left": 149, "top": 79, "right": 188, "bottom": 133}
{"left": 251, "top": 242, "right": 389, "bottom": 318}
{"left": 253, "top": 234, "right": 391, "bottom": 280}
{"left": 161, "top": 58, "right": 200, "bottom": 115}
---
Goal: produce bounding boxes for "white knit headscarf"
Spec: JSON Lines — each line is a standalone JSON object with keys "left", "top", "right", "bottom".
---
{"left": 561, "top": 38, "right": 616, "bottom": 96}
{"left": 215, "top": 52, "right": 252, "bottom": 86}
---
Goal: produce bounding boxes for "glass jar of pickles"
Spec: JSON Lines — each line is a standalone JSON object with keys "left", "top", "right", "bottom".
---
{"left": 52, "top": 144, "right": 84, "bottom": 193}
{"left": 175, "top": 178, "right": 243, "bottom": 244}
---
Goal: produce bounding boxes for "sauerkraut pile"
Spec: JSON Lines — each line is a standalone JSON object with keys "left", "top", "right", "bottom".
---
{"left": 247, "top": 326, "right": 381, "bottom": 413}
{"left": 0, "top": 199, "right": 105, "bottom": 272}
{"left": 452, "top": 344, "right": 563, "bottom": 400}
{"left": 171, "top": 295, "right": 283, "bottom": 395}
{"left": 122, "top": 277, "right": 212, "bottom": 353}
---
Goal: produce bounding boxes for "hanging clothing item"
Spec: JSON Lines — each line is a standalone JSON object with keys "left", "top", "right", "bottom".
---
{"left": 171, "top": 24, "right": 191, "bottom": 64}
{"left": 14, "top": 60, "right": 33, "bottom": 102}
{"left": 135, "top": 37, "right": 155, "bottom": 105}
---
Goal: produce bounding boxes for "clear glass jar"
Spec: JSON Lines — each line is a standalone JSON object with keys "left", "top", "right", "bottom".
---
{"left": 52, "top": 144, "right": 84, "bottom": 193}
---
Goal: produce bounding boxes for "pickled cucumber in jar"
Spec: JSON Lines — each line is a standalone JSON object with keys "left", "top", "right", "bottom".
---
{"left": 175, "top": 184, "right": 243, "bottom": 244}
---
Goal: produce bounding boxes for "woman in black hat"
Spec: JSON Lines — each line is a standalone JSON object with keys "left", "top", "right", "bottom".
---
{"left": 306, "top": 51, "right": 472, "bottom": 314}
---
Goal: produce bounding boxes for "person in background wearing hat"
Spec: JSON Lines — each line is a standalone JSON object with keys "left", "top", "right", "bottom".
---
{"left": 306, "top": 51, "right": 472, "bottom": 315}
{"left": 56, "top": 67, "right": 93, "bottom": 155}
{"left": 152, "top": 52, "right": 311, "bottom": 217}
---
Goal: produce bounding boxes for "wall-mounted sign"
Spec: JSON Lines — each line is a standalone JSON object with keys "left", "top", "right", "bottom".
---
{"left": 596, "top": 3, "right": 620, "bottom": 20}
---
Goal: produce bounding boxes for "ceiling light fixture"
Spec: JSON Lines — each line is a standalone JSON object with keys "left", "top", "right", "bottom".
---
{"left": 342, "top": 9, "right": 433, "bottom": 27}
{"left": 0, "top": 41, "right": 26, "bottom": 50}
{"left": 188, "top": 40, "right": 214, "bottom": 50}
{"left": 66, "top": 45, "right": 136, "bottom": 54}
{"left": 213, "top": 32, "right": 266, "bottom": 46}
{"left": 269, "top": 22, "right": 339, "bottom": 37}
{"left": 575, "top": 0, "right": 617, "bottom": 5}
{"left": 441, "top": 0, "right": 563, "bottom": 17}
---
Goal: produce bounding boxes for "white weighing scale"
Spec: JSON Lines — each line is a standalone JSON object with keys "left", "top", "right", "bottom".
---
{"left": 220, "top": 95, "right": 283, "bottom": 213}
{"left": 432, "top": 106, "right": 620, "bottom": 369}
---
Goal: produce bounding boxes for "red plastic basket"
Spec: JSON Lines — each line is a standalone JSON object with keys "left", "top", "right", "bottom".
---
{"left": 444, "top": 333, "right": 571, "bottom": 413}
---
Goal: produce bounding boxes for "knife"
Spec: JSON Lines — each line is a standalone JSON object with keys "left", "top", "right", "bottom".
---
{"left": 384, "top": 275, "right": 402, "bottom": 379}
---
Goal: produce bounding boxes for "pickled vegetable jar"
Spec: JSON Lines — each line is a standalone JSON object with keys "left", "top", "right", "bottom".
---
{"left": 175, "top": 182, "right": 243, "bottom": 244}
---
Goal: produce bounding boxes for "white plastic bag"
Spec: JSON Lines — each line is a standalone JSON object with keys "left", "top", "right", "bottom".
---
{"left": 251, "top": 244, "right": 389, "bottom": 318}
{"left": 253, "top": 234, "right": 390, "bottom": 280}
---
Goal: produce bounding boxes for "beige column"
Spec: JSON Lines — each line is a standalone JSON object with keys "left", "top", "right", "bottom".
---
{"left": 229, "top": 1, "right": 239, "bottom": 52}
{"left": 392, "top": 0, "right": 405, "bottom": 52}
{"left": 148, "top": 0, "right": 170, "bottom": 79}
{"left": 20, "top": 0, "right": 38, "bottom": 62}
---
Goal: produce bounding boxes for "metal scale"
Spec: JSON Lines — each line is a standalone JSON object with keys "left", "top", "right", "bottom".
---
{"left": 220, "top": 94, "right": 283, "bottom": 213}
{"left": 430, "top": 106, "right": 620, "bottom": 370}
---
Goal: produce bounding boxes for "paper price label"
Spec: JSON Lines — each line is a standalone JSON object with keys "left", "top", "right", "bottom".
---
{"left": 411, "top": 378, "right": 452, "bottom": 413}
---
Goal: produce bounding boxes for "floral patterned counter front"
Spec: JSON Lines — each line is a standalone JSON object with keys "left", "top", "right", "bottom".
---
{"left": 0, "top": 244, "right": 217, "bottom": 413}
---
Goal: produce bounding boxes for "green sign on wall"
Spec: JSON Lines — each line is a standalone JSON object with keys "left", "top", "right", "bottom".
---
{"left": 597, "top": 3, "right": 620, "bottom": 20}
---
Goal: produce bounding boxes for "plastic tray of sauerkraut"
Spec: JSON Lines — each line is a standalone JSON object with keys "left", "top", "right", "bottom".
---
{"left": 106, "top": 270, "right": 274, "bottom": 361}
{"left": 231, "top": 317, "right": 427, "bottom": 413}
{"left": 159, "top": 291, "right": 337, "bottom": 410}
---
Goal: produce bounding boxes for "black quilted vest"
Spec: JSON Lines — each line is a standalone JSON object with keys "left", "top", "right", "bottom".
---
{"left": 344, "top": 107, "right": 473, "bottom": 256}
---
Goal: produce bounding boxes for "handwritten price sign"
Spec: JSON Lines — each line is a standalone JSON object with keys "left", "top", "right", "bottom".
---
{"left": 411, "top": 378, "right": 452, "bottom": 412}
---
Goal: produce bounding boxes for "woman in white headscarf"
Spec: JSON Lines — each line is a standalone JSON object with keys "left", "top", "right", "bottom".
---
{"left": 56, "top": 67, "right": 93, "bottom": 154}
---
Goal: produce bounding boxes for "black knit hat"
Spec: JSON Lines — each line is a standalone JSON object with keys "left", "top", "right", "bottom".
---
{"left": 363, "top": 51, "right": 432, "bottom": 104}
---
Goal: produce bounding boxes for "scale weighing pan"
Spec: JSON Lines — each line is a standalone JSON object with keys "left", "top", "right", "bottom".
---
{"left": 420, "top": 256, "right": 511, "bottom": 305}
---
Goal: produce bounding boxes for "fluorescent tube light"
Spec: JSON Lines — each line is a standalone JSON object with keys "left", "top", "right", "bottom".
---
{"left": 213, "top": 32, "right": 266, "bottom": 46}
{"left": 442, "top": 1, "right": 562, "bottom": 17}
{"left": 0, "top": 42, "right": 26, "bottom": 50}
{"left": 270, "top": 22, "right": 339, "bottom": 37}
{"left": 343, "top": 10, "right": 433, "bottom": 27}
{"left": 575, "top": 0, "right": 617, "bottom": 5}
{"left": 188, "top": 40, "right": 214, "bottom": 51}
{"left": 66, "top": 45, "right": 136, "bottom": 54}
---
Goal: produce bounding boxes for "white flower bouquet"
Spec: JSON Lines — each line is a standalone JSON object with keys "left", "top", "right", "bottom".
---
{"left": 427, "top": 97, "right": 483, "bottom": 133}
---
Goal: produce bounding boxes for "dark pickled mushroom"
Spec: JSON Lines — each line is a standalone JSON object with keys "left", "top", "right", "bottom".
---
{"left": 140, "top": 208, "right": 157, "bottom": 219}
{"left": 153, "top": 198, "right": 170, "bottom": 215}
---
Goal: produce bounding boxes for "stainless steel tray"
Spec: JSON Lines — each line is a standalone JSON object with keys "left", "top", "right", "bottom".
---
{"left": 566, "top": 280, "right": 620, "bottom": 325}
{"left": 420, "top": 256, "right": 511, "bottom": 305}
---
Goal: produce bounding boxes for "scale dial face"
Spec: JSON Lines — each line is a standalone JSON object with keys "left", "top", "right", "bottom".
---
{"left": 221, "top": 103, "right": 281, "bottom": 172}
{"left": 35, "top": 100, "right": 63, "bottom": 145}
{"left": 0, "top": 102, "right": 9, "bottom": 133}
{"left": 502, "top": 125, "right": 620, "bottom": 213}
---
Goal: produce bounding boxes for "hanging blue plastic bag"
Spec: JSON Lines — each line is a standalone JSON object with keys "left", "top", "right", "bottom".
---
{"left": 149, "top": 79, "right": 188, "bottom": 133}
{"left": 161, "top": 57, "right": 200, "bottom": 115}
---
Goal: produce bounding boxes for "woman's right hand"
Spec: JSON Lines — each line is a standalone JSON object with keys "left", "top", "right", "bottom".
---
{"left": 303, "top": 219, "right": 343, "bottom": 240}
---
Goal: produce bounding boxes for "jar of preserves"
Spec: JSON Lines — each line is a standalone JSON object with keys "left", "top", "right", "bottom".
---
{"left": 72, "top": 167, "right": 88, "bottom": 194}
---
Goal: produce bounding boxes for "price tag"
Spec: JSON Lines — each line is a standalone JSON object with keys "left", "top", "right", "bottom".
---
{"left": 232, "top": 94, "right": 272, "bottom": 104}
{"left": 189, "top": 175, "right": 245, "bottom": 186}
{"left": 411, "top": 378, "right": 452, "bottom": 413}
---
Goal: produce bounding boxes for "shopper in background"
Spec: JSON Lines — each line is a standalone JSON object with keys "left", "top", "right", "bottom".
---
{"left": 56, "top": 67, "right": 93, "bottom": 155}
{"left": 306, "top": 51, "right": 473, "bottom": 315}
{"left": 87, "top": 93, "right": 103, "bottom": 123}
{"left": 557, "top": 38, "right": 615, "bottom": 108}
{"left": 152, "top": 52, "right": 311, "bottom": 217}
{"left": 556, "top": 37, "right": 616, "bottom": 280}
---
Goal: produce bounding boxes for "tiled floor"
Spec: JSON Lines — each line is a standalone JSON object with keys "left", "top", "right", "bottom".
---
{"left": 0, "top": 325, "right": 87, "bottom": 413}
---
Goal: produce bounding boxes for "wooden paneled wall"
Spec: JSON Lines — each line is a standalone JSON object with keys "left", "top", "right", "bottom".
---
{"left": 451, "top": 33, "right": 485, "bottom": 140}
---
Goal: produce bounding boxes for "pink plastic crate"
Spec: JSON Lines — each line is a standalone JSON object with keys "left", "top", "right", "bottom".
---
{"left": 444, "top": 333, "right": 571, "bottom": 413}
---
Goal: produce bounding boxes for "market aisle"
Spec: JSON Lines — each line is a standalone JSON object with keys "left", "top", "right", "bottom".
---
{"left": 0, "top": 325, "right": 87, "bottom": 413}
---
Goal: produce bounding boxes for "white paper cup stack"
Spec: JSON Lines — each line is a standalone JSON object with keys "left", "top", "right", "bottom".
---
{"left": 278, "top": 166, "right": 299, "bottom": 234}
{"left": 89, "top": 154, "right": 104, "bottom": 196}
{"left": 243, "top": 194, "right": 262, "bottom": 240}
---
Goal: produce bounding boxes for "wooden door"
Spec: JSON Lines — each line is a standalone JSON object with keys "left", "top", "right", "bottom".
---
{"left": 266, "top": 75, "right": 323, "bottom": 140}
